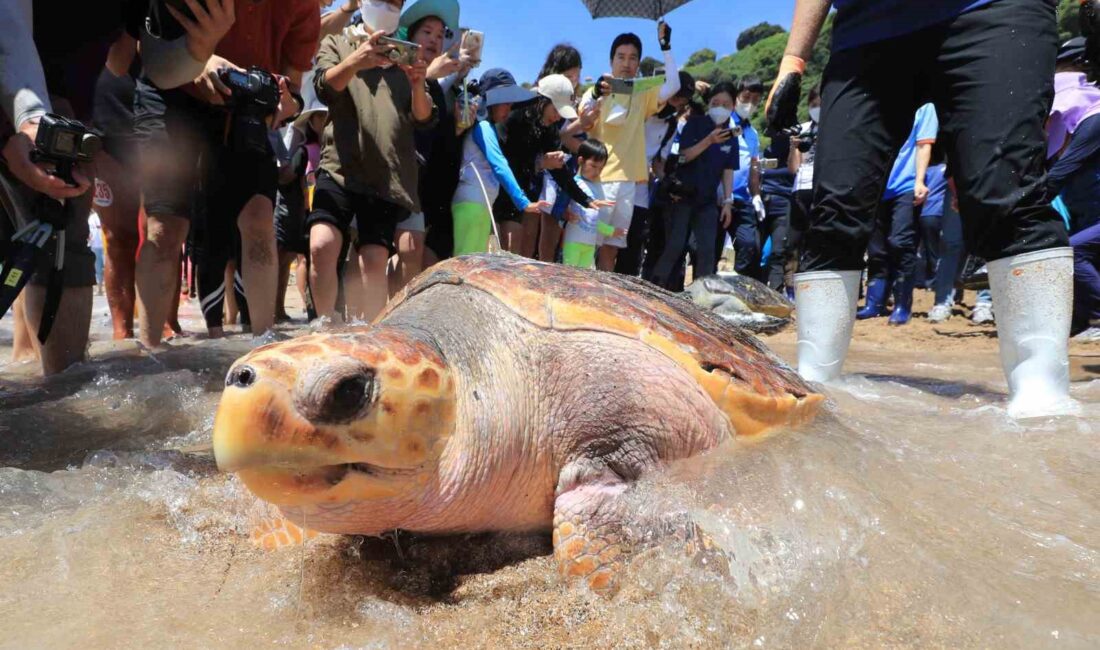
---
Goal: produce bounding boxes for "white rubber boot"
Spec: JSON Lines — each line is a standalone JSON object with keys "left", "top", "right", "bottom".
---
{"left": 987, "top": 248, "right": 1080, "bottom": 419}
{"left": 794, "top": 270, "right": 862, "bottom": 383}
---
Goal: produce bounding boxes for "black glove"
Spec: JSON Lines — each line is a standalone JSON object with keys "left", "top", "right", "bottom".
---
{"left": 658, "top": 20, "right": 672, "bottom": 51}
{"left": 765, "top": 72, "right": 802, "bottom": 138}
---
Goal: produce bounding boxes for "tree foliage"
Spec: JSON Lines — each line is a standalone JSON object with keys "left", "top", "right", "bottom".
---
{"left": 686, "top": 48, "right": 717, "bottom": 67}
{"left": 1058, "top": 0, "right": 1081, "bottom": 41}
{"left": 736, "top": 22, "right": 786, "bottom": 51}
{"left": 640, "top": 56, "right": 662, "bottom": 77}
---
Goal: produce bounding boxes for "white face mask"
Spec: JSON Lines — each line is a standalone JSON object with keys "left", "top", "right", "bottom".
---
{"left": 735, "top": 101, "right": 757, "bottom": 120}
{"left": 707, "top": 106, "right": 732, "bottom": 126}
{"left": 360, "top": 0, "right": 402, "bottom": 35}
{"left": 809, "top": 106, "right": 821, "bottom": 123}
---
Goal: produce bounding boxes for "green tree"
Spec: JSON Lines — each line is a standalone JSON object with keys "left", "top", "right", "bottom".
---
{"left": 686, "top": 48, "right": 717, "bottom": 67}
{"left": 640, "top": 56, "right": 662, "bottom": 77}
{"left": 737, "top": 22, "right": 785, "bottom": 51}
{"left": 1058, "top": 0, "right": 1081, "bottom": 41}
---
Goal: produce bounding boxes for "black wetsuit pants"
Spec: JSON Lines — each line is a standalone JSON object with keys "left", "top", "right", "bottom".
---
{"left": 801, "top": 0, "right": 1068, "bottom": 273}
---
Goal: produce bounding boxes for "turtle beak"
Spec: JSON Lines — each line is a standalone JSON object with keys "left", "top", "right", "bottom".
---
{"left": 213, "top": 364, "right": 348, "bottom": 473}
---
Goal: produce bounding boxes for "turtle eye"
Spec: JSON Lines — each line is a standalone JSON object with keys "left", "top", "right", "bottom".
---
{"left": 323, "top": 371, "right": 373, "bottom": 423}
{"left": 297, "top": 364, "right": 376, "bottom": 424}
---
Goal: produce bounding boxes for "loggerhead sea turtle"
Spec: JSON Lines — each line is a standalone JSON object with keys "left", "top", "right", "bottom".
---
{"left": 213, "top": 254, "right": 823, "bottom": 591}
{"left": 684, "top": 273, "right": 795, "bottom": 334}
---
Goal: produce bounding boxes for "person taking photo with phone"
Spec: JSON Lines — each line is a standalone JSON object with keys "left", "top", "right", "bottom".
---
{"left": 306, "top": 0, "right": 436, "bottom": 323}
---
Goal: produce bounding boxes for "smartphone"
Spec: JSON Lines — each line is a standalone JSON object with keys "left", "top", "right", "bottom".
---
{"left": 762, "top": 158, "right": 779, "bottom": 170}
{"left": 377, "top": 36, "right": 422, "bottom": 66}
{"left": 461, "top": 29, "right": 485, "bottom": 66}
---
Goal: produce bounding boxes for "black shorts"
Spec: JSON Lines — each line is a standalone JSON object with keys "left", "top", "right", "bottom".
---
{"left": 133, "top": 79, "right": 277, "bottom": 221}
{"left": 307, "top": 171, "right": 407, "bottom": 253}
{"left": 275, "top": 181, "right": 308, "bottom": 255}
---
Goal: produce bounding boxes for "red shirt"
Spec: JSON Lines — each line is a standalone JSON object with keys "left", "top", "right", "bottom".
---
{"left": 216, "top": 0, "right": 320, "bottom": 74}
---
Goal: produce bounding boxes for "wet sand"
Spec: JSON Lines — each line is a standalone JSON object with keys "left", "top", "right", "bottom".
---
{"left": 1, "top": 285, "right": 1098, "bottom": 649}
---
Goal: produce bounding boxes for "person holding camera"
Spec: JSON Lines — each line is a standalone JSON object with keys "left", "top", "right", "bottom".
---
{"left": 649, "top": 82, "right": 739, "bottom": 290}
{"left": 781, "top": 83, "right": 820, "bottom": 295}
{"left": 133, "top": 0, "right": 319, "bottom": 345}
{"left": 306, "top": 0, "right": 437, "bottom": 323}
{"left": 580, "top": 22, "right": 681, "bottom": 273}
{"left": 1, "top": 0, "right": 231, "bottom": 374}
{"left": 766, "top": 0, "right": 1076, "bottom": 419}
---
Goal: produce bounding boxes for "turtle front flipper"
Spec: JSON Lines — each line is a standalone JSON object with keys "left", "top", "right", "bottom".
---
{"left": 553, "top": 461, "right": 730, "bottom": 595}
{"left": 250, "top": 515, "right": 320, "bottom": 550}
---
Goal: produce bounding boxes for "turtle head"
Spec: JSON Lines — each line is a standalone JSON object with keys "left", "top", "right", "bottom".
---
{"left": 213, "top": 328, "right": 457, "bottom": 522}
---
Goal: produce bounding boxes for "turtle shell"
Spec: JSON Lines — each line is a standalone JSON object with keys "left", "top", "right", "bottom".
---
{"left": 380, "top": 254, "right": 823, "bottom": 436}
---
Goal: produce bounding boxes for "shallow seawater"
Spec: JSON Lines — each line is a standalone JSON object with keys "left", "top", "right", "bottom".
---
{"left": 1, "top": 312, "right": 1098, "bottom": 648}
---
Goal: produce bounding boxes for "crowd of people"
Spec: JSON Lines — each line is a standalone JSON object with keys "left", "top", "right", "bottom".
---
{"left": 1, "top": 0, "right": 1097, "bottom": 419}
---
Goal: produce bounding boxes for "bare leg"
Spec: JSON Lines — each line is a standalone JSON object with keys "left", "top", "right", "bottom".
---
{"left": 520, "top": 212, "right": 540, "bottom": 259}
{"left": 135, "top": 213, "right": 188, "bottom": 348}
{"left": 22, "top": 285, "right": 92, "bottom": 376}
{"left": 308, "top": 222, "right": 344, "bottom": 320}
{"left": 223, "top": 262, "right": 238, "bottom": 327}
{"left": 238, "top": 195, "right": 277, "bottom": 337}
{"left": 538, "top": 213, "right": 563, "bottom": 262}
{"left": 343, "top": 252, "right": 367, "bottom": 321}
{"left": 11, "top": 295, "right": 39, "bottom": 363}
{"left": 94, "top": 154, "right": 139, "bottom": 340}
{"left": 597, "top": 245, "right": 618, "bottom": 272}
{"left": 501, "top": 221, "right": 523, "bottom": 254}
{"left": 393, "top": 228, "right": 425, "bottom": 295}
{"left": 294, "top": 254, "right": 308, "bottom": 308}
{"left": 357, "top": 244, "right": 391, "bottom": 323}
{"left": 422, "top": 246, "right": 440, "bottom": 271}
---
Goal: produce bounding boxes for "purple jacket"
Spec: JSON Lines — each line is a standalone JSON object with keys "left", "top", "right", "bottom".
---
{"left": 1048, "top": 72, "right": 1100, "bottom": 160}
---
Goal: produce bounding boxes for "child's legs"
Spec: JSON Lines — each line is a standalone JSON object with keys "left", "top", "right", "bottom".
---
{"left": 562, "top": 242, "right": 596, "bottom": 268}
{"left": 453, "top": 202, "right": 492, "bottom": 256}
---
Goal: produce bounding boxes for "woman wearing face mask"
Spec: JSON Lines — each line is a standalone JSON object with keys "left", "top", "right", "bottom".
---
{"left": 649, "top": 82, "right": 739, "bottom": 289}
{"left": 306, "top": 0, "right": 437, "bottom": 323}
{"left": 784, "top": 84, "right": 821, "bottom": 293}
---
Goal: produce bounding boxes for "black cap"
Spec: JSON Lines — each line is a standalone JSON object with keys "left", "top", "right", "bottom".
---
{"left": 1058, "top": 36, "right": 1087, "bottom": 64}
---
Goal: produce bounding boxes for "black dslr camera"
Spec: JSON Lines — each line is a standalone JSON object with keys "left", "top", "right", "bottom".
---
{"left": 797, "top": 129, "right": 817, "bottom": 153}
{"left": 31, "top": 114, "right": 101, "bottom": 190}
{"left": 218, "top": 66, "right": 281, "bottom": 155}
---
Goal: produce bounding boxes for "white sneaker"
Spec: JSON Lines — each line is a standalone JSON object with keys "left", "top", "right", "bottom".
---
{"left": 927, "top": 304, "right": 952, "bottom": 323}
{"left": 971, "top": 303, "right": 994, "bottom": 325}
{"left": 1072, "top": 327, "right": 1100, "bottom": 342}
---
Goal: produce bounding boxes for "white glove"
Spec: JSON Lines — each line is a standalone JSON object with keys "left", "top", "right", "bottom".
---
{"left": 752, "top": 195, "right": 766, "bottom": 222}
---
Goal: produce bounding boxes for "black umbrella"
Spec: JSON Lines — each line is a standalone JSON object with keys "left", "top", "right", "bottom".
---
{"left": 580, "top": 0, "right": 696, "bottom": 20}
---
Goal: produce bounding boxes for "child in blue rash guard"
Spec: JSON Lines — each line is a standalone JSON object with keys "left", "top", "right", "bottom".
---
{"left": 563, "top": 140, "right": 625, "bottom": 268}
{"left": 451, "top": 69, "right": 549, "bottom": 255}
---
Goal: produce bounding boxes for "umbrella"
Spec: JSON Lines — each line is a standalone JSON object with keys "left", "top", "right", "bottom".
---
{"left": 580, "top": 0, "right": 695, "bottom": 20}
